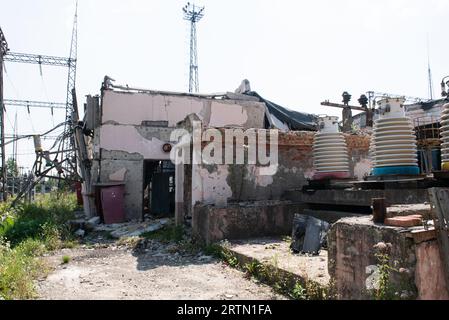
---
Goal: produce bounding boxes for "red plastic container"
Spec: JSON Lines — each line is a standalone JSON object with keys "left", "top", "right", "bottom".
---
{"left": 100, "top": 185, "right": 126, "bottom": 224}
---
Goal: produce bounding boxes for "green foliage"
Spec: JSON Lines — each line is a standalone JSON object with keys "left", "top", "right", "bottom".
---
{"left": 205, "top": 241, "right": 333, "bottom": 300}
{"left": 291, "top": 282, "right": 307, "bottom": 300}
{"left": 62, "top": 255, "right": 71, "bottom": 264}
{"left": 0, "top": 193, "right": 78, "bottom": 300}
{"left": 371, "top": 249, "right": 417, "bottom": 300}
{"left": 244, "top": 260, "right": 262, "bottom": 278}
{"left": 142, "top": 224, "right": 185, "bottom": 243}
{"left": 0, "top": 238, "right": 47, "bottom": 300}
{"left": 6, "top": 158, "right": 19, "bottom": 178}
{"left": 0, "top": 193, "right": 77, "bottom": 247}
{"left": 202, "top": 243, "right": 224, "bottom": 258}
{"left": 373, "top": 252, "right": 399, "bottom": 300}
{"left": 218, "top": 245, "right": 239, "bottom": 268}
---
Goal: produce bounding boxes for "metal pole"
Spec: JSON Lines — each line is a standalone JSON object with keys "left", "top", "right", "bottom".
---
{"left": 0, "top": 46, "right": 6, "bottom": 201}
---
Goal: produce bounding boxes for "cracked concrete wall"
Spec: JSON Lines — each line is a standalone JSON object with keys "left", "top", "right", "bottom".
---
{"left": 191, "top": 131, "right": 371, "bottom": 208}
{"left": 328, "top": 216, "right": 449, "bottom": 300}
{"left": 100, "top": 125, "right": 174, "bottom": 161}
{"left": 101, "top": 90, "right": 266, "bottom": 129}
{"left": 94, "top": 90, "right": 266, "bottom": 221}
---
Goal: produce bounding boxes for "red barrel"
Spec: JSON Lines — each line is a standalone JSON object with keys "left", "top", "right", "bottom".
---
{"left": 100, "top": 185, "right": 126, "bottom": 224}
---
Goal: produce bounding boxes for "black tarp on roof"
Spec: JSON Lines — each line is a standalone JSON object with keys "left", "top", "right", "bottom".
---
{"left": 418, "top": 98, "right": 446, "bottom": 111}
{"left": 245, "top": 91, "right": 317, "bottom": 131}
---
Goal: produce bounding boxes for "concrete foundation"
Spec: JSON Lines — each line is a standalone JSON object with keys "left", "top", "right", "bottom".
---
{"left": 284, "top": 188, "right": 429, "bottom": 208}
{"left": 192, "top": 201, "right": 302, "bottom": 244}
{"left": 327, "top": 216, "right": 449, "bottom": 300}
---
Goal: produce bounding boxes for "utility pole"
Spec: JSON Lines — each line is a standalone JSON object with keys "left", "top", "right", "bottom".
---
{"left": 63, "top": 1, "right": 78, "bottom": 174}
{"left": 183, "top": 2, "right": 204, "bottom": 93}
{"left": 0, "top": 27, "right": 8, "bottom": 201}
{"left": 427, "top": 35, "right": 434, "bottom": 100}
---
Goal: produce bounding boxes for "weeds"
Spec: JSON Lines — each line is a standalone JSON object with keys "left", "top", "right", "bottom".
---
{"left": 371, "top": 242, "right": 417, "bottom": 300}
{"left": 0, "top": 238, "right": 48, "bottom": 300}
{"left": 62, "top": 256, "right": 71, "bottom": 264}
{"left": 0, "top": 192, "right": 78, "bottom": 300}
{"left": 205, "top": 241, "right": 332, "bottom": 300}
{"left": 291, "top": 282, "right": 307, "bottom": 300}
{"left": 243, "top": 260, "right": 262, "bottom": 278}
{"left": 142, "top": 224, "right": 185, "bottom": 243}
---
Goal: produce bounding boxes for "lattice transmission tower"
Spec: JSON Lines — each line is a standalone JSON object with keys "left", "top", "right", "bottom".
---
{"left": 182, "top": 2, "right": 204, "bottom": 93}
{"left": 63, "top": 1, "right": 78, "bottom": 173}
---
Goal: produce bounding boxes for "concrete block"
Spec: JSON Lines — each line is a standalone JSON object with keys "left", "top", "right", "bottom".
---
{"left": 384, "top": 215, "right": 423, "bottom": 228}
{"left": 328, "top": 216, "right": 449, "bottom": 300}
{"left": 192, "top": 201, "right": 300, "bottom": 244}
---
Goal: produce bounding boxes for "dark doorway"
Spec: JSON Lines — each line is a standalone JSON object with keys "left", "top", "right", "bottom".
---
{"left": 143, "top": 160, "right": 175, "bottom": 218}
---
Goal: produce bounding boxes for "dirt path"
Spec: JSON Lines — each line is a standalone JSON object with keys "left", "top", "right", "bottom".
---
{"left": 36, "top": 241, "right": 284, "bottom": 300}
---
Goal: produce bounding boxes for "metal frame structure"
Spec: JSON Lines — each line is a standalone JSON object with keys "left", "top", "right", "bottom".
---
{"left": 0, "top": 27, "right": 9, "bottom": 200}
{"left": 0, "top": 2, "right": 78, "bottom": 201}
{"left": 4, "top": 99, "right": 66, "bottom": 110}
{"left": 183, "top": 2, "right": 204, "bottom": 93}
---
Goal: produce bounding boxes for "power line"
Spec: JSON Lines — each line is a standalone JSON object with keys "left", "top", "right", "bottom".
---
{"left": 183, "top": 2, "right": 204, "bottom": 93}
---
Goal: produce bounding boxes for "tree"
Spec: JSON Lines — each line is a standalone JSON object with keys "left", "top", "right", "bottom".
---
{"left": 6, "top": 158, "right": 19, "bottom": 177}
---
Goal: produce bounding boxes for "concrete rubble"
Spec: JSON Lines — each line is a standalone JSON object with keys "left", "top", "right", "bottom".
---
{"left": 93, "top": 218, "right": 171, "bottom": 239}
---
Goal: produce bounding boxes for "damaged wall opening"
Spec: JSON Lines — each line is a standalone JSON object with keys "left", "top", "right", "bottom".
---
{"left": 143, "top": 160, "right": 176, "bottom": 219}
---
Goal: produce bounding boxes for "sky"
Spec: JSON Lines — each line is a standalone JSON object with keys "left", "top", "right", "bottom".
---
{"left": 1, "top": 0, "right": 449, "bottom": 171}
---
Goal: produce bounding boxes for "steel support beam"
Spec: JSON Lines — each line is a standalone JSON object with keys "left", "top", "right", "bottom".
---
{"left": 4, "top": 52, "right": 74, "bottom": 67}
{"left": 4, "top": 99, "right": 66, "bottom": 109}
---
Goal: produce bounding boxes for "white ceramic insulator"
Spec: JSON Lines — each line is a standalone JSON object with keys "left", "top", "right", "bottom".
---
{"left": 441, "top": 103, "right": 449, "bottom": 163}
{"left": 370, "top": 98, "right": 418, "bottom": 168}
{"left": 313, "top": 116, "right": 350, "bottom": 173}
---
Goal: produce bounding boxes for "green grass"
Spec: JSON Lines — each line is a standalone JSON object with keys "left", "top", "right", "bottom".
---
{"left": 0, "top": 192, "right": 79, "bottom": 300}
{"left": 61, "top": 255, "right": 71, "bottom": 264}
{"left": 142, "top": 224, "right": 185, "bottom": 243}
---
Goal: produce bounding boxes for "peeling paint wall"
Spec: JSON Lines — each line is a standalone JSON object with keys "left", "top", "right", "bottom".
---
{"left": 100, "top": 125, "right": 172, "bottom": 160}
{"left": 94, "top": 90, "right": 267, "bottom": 221}
{"left": 191, "top": 131, "right": 372, "bottom": 209}
{"left": 101, "top": 91, "right": 266, "bottom": 129}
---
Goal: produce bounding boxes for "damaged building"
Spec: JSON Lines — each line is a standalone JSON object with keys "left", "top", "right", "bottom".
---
{"left": 83, "top": 79, "right": 371, "bottom": 241}
{"left": 79, "top": 77, "right": 449, "bottom": 300}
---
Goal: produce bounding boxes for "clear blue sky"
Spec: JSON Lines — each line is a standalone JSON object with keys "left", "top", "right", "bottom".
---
{"left": 1, "top": 0, "right": 448, "bottom": 170}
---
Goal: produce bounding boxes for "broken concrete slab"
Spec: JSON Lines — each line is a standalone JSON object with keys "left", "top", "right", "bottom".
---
{"left": 97, "top": 218, "right": 171, "bottom": 239}
{"left": 75, "top": 229, "right": 86, "bottom": 238}
{"left": 84, "top": 216, "right": 101, "bottom": 231}
{"left": 227, "top": 238, "right": 329, "bottom": 287}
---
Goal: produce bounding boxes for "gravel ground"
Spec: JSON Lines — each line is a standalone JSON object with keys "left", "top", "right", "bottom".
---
{"left": 36, "top": 238, "right": 285, "bottom": 300}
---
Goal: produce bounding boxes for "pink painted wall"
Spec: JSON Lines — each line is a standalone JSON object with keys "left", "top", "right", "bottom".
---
{"left": 415, "top": 241, "right": 449, "bottom": 300}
